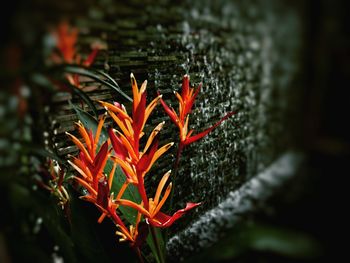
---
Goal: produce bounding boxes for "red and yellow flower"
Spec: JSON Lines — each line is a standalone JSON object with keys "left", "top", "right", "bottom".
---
{"left": 67, "top": 73, "right": 203, "bottom": 248}
{"left": 101, "top": 73, "right": 200, "bottom": 227}
{"left": 67, "top": 115, "right": 138, "bottom": 244}
{"left": 50, "top": 20, "right": 99, "bottom": 87}
{"left": 159, "top": 74, "right": 234, "bottom": 146}
{"left": 118, "top": 170, "right": 200, "bottom": 228}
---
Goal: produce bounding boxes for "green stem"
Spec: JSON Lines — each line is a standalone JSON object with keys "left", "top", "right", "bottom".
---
{"left": 150, "top": 225, "right": 165, "bottom": 263}
{"left": 168, "top": 142, "right": 184, "bottom": 212}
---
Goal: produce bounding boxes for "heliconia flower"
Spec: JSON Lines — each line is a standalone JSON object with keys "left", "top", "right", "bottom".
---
{"left": 100, "top": 73, "right": 175, "bottom": 210}
{"left": 117, "top": 170, "right": 201, "bottom": 228}
{"left": 67, "top": 116, "right": 138, "bottom": 244}
{"left": 99, "top": 74, "right": 173, "bottom": 181}
{"left": 50, "top": 20, "right": 100, "bottom": 87}
{"left": 159, "top": 74, "right": 235, "bottom": 146}
{"left": 36, "top": 160, "right": 70, "bottom": 211}
{"left": 52, "top": 20, "right": 78, "bottom": 64}
{"left": 99, "top": 73, "right": 164, "bottom": 155}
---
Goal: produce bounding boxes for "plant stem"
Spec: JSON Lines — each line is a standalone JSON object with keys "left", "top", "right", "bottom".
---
{"left": 134, "top": 247, "right": 145, "bottom": 263}
{"left": 164, "top": 142, "right": 184, "bottom": 242}
{"left": 150, "top": 225, "right": 165, "bottom": 263}
{"left": 168, "top": 142, "right": 184, "bottom": 212}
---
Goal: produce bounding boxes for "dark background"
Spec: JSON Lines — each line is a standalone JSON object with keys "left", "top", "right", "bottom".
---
{"left": 1, "top": 0, "right": 349, "bottom": 262}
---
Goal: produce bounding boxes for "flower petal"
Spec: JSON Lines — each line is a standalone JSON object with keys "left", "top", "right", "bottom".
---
{"left": 184, "top": 83, "right": 202, "bottom": 116}
{"left": 137, "top": 134, "right": 159, "bottom": 174}
{"left": 158, "top": 93, "right": 179, "bottom": 125}
{"left": 149, "top": 202, "right": 201, "bottom": 228}
{"left": 181, "top": 74, "right": 190, "bottom": 98}
{"left": 184, "top": 111, "right": 235, "bottom": 145}
{"left": 118, "top": 199, "right": 151, "bottom": 217}
{"left": 92, "top": 141, "right": 110, "bottom": 188}
{"left": 83, "top": 47, "right": 99, "bottom": 67}
{"left": 97, "top": 176, "right": 109, "bottom": 209}
{"left": 108, "top": 128, "right": 128, "bottom": 159}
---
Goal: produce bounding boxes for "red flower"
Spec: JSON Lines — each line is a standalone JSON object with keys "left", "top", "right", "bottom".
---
{"left": 159, "top": 74, "right": 234, "bottom": 146}
{"left": 102, "top": 73, "right": 200, "bottom": 228}
{"left": 67, "top": 115, "right": 138, "bottom": 244}
{"left": 99, "top": 74, "right": 173, "bottom": 207}
{"left": 50, "top": 20, "right": 100, "bottom": 87}
{"left": 118, "top": 170, "right": 201, "bottom": 227}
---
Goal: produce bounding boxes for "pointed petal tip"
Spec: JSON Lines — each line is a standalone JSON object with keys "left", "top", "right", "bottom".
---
{"left": 130, "top": 72, "right": 134, "bottom": 78}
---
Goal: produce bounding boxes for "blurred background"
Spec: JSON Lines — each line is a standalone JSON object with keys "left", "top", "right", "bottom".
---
{"left": 1, "top": 0, "right": 349, "bottom": 262}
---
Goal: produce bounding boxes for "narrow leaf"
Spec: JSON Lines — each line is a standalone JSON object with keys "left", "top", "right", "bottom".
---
{"left": 63, "top": 65, "right": 132, "bottom": 102}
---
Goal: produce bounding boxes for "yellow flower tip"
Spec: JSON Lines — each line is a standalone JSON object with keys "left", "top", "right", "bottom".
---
{"left": 130, "top": 73, "right": 136, "bottom": 84}
{"left": 164, "top": 142, "right": 174, "bottom": 150}
{"left": 158, "top": 94, "right": 163, "bottom": 99}
{"left": 172, "top": 90, "right": 176, "bottom": 94}
{"left": 184, "top": 74, "right": 190, "bottom": 80}
{"left": 140, "top": 80, "right": 147, "bottom": 93}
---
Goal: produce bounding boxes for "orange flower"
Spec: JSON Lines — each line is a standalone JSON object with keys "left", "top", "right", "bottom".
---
{"left": 51, "top": 20, "right": 99, "bottom": 87}
{"left": 67, "top": 115, "right": 137, "bottom": 244}
{"left": 159, "top": 74, "right": 234, "bottom": 146}
{"left": 99, "top": 73, "right": 173, "bottom": 187}
{"left": 52, "top": 20, "right": 79, "bottom": 64}
{"left": 100, "top": 74, "right": 200, "bottom": 226}
{"left": 118, "top": 170, "right": 200, "bottom": 228}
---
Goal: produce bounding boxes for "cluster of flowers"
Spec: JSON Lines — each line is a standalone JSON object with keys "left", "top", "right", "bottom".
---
{"left": 48, "top": 20, "right": 234, "bottom": 250}
{"left": 66, "top": 73, "right": 233, "bottom": 247}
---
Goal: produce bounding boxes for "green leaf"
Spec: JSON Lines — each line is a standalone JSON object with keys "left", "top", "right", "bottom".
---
{"left": 105, "top": 160, "right": 141, "bottom": 225}
{"left": 63, "top": 65, "right": 132, "bottom": 102}
{"left": 147, "top": 226, "right": 165, "bottom": 263}
{"left": 69, "top": 101, "right": 108, "bottom": 146}
{"left": 30, "top": 72, "right": 99, "bottom": 118}
{"left": 69, "top": 85, "right": 99, "bottom": 118}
